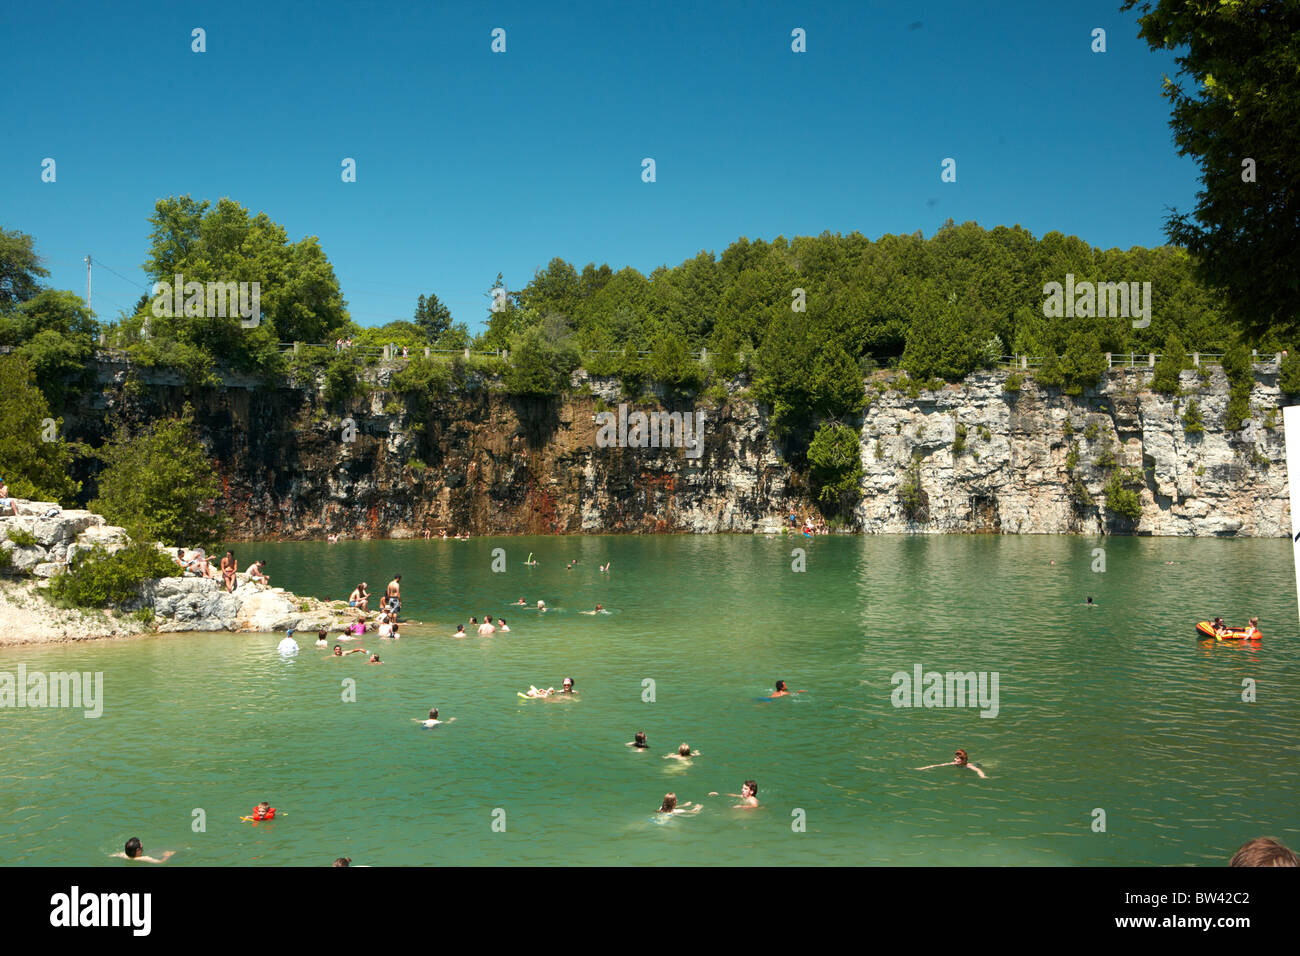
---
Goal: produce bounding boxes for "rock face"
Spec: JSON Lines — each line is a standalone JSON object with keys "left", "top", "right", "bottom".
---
{"left": 855, "top": 365, "right": 1289, "bottom": 536}
{"left": 0, "top": 503, "right": 131, "bottom": 573}
{"left": 57, "top": 355, "right": 1291, "bottom": 539}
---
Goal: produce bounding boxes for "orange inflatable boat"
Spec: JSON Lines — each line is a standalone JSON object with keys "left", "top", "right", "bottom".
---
{"left": 1195, "top": 621, "right": 1261, "bottom": 641}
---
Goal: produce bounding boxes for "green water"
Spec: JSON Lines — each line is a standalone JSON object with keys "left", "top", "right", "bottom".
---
{"left": 3, "top": 535, "right": 1299, "bottom": 866}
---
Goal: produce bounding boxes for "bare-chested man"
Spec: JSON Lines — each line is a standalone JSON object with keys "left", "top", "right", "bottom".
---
{"left": 385, "top": 574, "right": 402, "bottom": 619}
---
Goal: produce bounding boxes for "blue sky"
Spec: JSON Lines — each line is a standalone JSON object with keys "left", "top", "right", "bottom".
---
{"left": 1, "top": 0, "right": 1194, "bottom": 335}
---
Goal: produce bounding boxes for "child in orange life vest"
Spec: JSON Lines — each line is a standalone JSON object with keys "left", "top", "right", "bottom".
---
{"left": 251, "top": 801, "right": 276, "bottom": 821}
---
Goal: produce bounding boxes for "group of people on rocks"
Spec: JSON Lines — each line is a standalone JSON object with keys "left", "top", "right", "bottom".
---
{"left": 174, "top": 548, "right": 268, "bottom": 594}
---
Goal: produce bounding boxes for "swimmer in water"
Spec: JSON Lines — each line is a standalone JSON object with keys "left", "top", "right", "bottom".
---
{"left": 315, "top": 629, "right": 328, "bottom": 648}
{"left": 627, "top": 731, "right": 648, "bottom": 750}
{"left": 601, "top": 562, "right": 610, "bottom": 573}
{"left": 770, "top": 680, "right": 806, "bottom": 698}
{"left": 452, "top": 624, "right": 467, "bottom": 638}
{"left": 916, "top": 749, "right": 987, "bottom": 779}
{"left": 331, "top": 644, "right": 367, "bottom": 657}
{"left": 414, "top": 707, "right": 456, "bottom": 728}
{"left": 498, "top": 618, "right": 510, "bottom": 632}
{"left": 559, "top": 677, "right": 575, "bottom": 694}
{"left": 514, "top": 597, "right": 527, "bottom": 605}
{"left": 536, "top": 600, "right": 546, "bottom": 612}
{"left": 368, "top": 654, "right": 383, "bottom": 665}
{"left": 657, "top": 793, "right": 703, "bottom": 815}
{"left": 333, "top": 857, "right": 351, "bottom": 866}
{"left": 111, "top": 837, "right": 174, "bottom": 863}
{"left": 664, "top": 743, "right": 700, "bottom": 761}
{"left": 581, "top": 604, "right": 605, "bottom": 615}
{"left": 469, "top": 616, "right": 478, "bottom": 626}
{"left": 709, "top": 781, "right": 759, "bottom": 808}
{"left": 477, "top": 617, "right": 496, "bottom": 636}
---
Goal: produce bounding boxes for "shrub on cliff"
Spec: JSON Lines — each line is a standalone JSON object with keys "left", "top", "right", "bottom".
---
{"left": 0, "top": 353, "right": 80, "bottom": 505}
{"left": 1220, "top": 343, "right": 1253, "bottom": 430}
{"left": 1182, "top": 399, "right": 1205, "bottom": 433}
{"left": 504, "top": 327, "right": 573, "bottom": 397}
{"left": 646, "top": 331, "right": 703, "bottom": 397}
{"left": 48, "top": 543, "right": 182, "bottom": 610}
{"left": 898, "top": 453, "right": 929, "bottom": 522}
{"left": 1151, "top": 334, "right": 1190, "bottom": 395}
{"left": 1102, "top": 472, "right": 1143, "bottom": 523}
{"left": 807, "top": 422, "right": 863, "bottom": 513}
{"left": 1279, "top": 351, "right": 1300, "bottom": 396}
{"left": 89, "top": 409, "right": 226, "bottom": 549}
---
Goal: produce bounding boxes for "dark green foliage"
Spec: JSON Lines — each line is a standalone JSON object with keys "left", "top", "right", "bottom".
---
{"left": 953, "top": 421, "right": 967, "bottom": 454}
{"left": 1221, "top": 343, "right": 1252, "bottom": 430}
{"left": 0, "top": 353, "right": 80, "bottom": 504}
{"left": 48, "top": 543, "right": 182, "bottom": 609}
{"left": 1003, "top": 373, "right": 1024, "bottom": 393}
{"left": 1122, "top": 0, "right": 1300, "bottom": 342}
{"left": 1182, "top": 399, "right": 1205, "bottom": 433}
{"left": 1103, "top": 472, "right": 1143, "bottom": 523}
{"left": 323, "top": 354, "right": 363, "bottom": 405}
{"left": 646, "top": 332, "right": 703, "bottom": 395}
{"left": 88, "top": 410, "right": 226, "bottom": 549}
{"left": 1151, "top": 334, "right": 1190, "bottom": 395}
{"left": 1280, "top": 351, "right": 1300, "bottom": 395}
{"left": 807, "top": 422, "right": 863, "bottom": 513}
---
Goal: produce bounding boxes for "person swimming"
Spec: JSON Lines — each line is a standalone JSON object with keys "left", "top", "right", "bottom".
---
{"left": 111, "top": 837, "right": 174, "bottom": 863}
{"left": 627, "top": 731, "right": 648, "bottom": 750}
{"left": 581, "top": 604, "right": 605, "bottom": 615}
{"left": 331, "top": 644, "right": 367, "bottom": 657}
{"left": 315, "top": 629, "right": 328, "bottom": 648}
{"left": 415, "top": 707, "right": 456, "bottom": 728}
{"left": 452, "top": 624, "right": 467, "bottom": 637}
{"left": 477, "top": 617, "right": 496, "bottom": 636}
{"left": 514, "top": 597, "right": 527, "bottom": 605}
{"left": 536, "top": 600, "right": 547, "bottom": 612}
{"left": 367, "top": 654, "right": 383, "bottom": 664}
{"left": 709, "top": 781, "right": 758, "bottom": 808}
{"left": 770, "top": 680, "right": 805, "bottom": 698}
{"left": 1086, "top": 596, "right": 1095, "bottom": 606}
{"left": 560, "top": 677, "right": 575, "bottom": 694}
{"left": 333, "top": 857, "right": 351, "bottom": 866}
{"left": 916, "top": 749, "right": 987, "bottom": 779}
{"left": 665, "top": 743, "right": 699, "bottom": 761}
{"left": 656, "top": 793, "right": 702, "bottom": 815}
{"left": 498, "top": 618, "right": 510, "bottom": 632}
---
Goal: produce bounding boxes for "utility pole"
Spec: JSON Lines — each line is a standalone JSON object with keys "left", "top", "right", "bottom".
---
{"left": 84, "top": 254, "right": 92, "bottom": 308}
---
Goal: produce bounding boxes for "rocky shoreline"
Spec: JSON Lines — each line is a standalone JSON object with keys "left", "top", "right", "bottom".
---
{"left": 0, "top": 501, "right": 373, "bottom": 646}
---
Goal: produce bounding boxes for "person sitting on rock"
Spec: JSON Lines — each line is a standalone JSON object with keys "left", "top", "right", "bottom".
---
{"left": 220, "top": 551, "right": 238, "bottom": 593}
{"left": 0, "top": 479, "right": 17, "bottom": 517}
{"left": 248, "top": 560, "right": 270, "bottom": 587}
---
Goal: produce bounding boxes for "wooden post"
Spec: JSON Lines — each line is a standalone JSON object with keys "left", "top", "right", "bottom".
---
{"left": 1020, "top": 355, "right": 1027, "bottom": 370}
{"left": 1192, "top": 353, "right": 1199, "bottom": 367}
{"left": 1105, "top": 352, "right": 1112, "bottom": 369}
{"left": 1148, "top": 353, "right": 1155, "bottom": 367}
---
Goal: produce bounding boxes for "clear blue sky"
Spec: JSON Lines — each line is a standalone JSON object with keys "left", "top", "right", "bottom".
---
{"left": 1, "top": 0, "right": 1194, "bottom": 336}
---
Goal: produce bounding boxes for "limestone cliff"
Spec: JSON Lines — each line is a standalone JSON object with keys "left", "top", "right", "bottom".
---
{"left": 62, "top": 355, "right": 1289, "bottom": 538}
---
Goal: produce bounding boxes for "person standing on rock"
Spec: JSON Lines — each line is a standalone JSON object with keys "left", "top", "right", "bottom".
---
{"left": 385, "top": 575, "right": 402, "bottom": 620}
{"left": 0, "top": 480, "right": 17, "bottom": 517}
{"left": 221, "top": 551, "right": 238, "bottom": 593}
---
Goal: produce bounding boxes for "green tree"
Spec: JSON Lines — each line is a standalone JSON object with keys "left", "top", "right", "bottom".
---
{"left": 1, "top": 289, "right": 98, "bottom": 409}
{"left": 0, "top": 227, "right": 49, "bottom": 310}
{"left": 1122, "top": 0, "right": 1300, "bottom": 340}
{"left": 413, "top": 293, "right": 453, "bottom": 343}
{"left": 810, "top": 343, "right": 866, "bottom": 419}
{"left": 1221, "top": 342, "right": 1253, "bottom": 430}
{"left": 89, "top": 410, "right": 226, "bottom": 548}
{"left": 503, "top": 327, "right": 560, "bottom": 397}
{"left": 0, "top": 353, "right": 80, "bottom": 504}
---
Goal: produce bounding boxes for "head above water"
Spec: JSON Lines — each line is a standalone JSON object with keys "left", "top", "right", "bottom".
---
{"left": 659, "top": 793, "right": 677, "bottom": 813}
{"left": 677, "top": 743, "right": 691, "bottom": 757}
{"left": 333, "top": 857, "right": 351, "bottom": 867}
{"left": 743, "top": 780, "right": 758, "bottom": 797}
{"left": 634, "top": 731, "right": 647, "bottom": 748}
{"left": 562, "top": 677, "right": 574, "bottom": 691}
{"left": 954, "top": 749, "right": 969, "bottom": 765}
{"left": 125, "top": 837, "right": 143, "bottom": 858}
{"left": 1230, "top": 837, "right": 1298, "bottom": 867}
{"left": 775, "top": 680, "right": 787, "bottom": 692}
{"left": 333, "top": 645, "right": 342, "bottom": 655}
{"left": 429, "top": 708, "right": 438, "bottom": 720}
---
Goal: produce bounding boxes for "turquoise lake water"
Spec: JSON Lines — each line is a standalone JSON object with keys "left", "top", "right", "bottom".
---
{"left": 2, "top": 534, "right": 1298, "bottom": 866}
